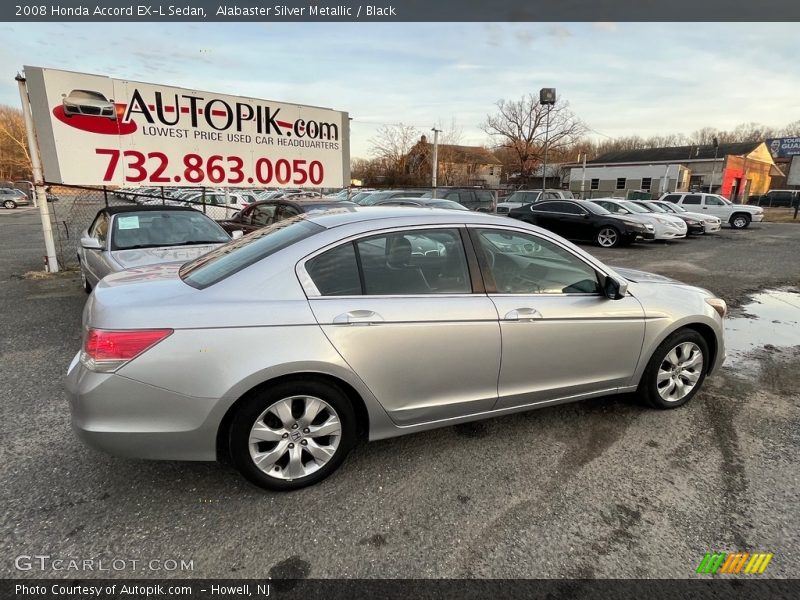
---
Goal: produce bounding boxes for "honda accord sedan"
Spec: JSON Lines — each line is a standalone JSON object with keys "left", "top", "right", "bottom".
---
{"left": 66, "top": 208, "right": 726, "bottom": 491}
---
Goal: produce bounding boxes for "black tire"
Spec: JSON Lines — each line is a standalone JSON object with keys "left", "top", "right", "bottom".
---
{"left": 3, "top": 200, "right": 17, "bottom": 209}
{"left": 595, "top": 225, "right": 622, "bottom": 248}
{"left": 229, "top": 379, "right": 357, "bottom": 491}
{"left": 638, "top": 329, "right": 709, "bottom": 409}
{"left": 729, "top": 213, "right": 751, "bottom": 229}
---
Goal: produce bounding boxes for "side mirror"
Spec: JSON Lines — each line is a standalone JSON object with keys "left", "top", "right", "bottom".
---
{"left": 603, "top": 275, "right": 628, "bottom": 300}
{"left": 231, "top": 230, "right": 244, "bottom": 240}
{"left": 80, "top": 236, "right": 102, "bottom": 250}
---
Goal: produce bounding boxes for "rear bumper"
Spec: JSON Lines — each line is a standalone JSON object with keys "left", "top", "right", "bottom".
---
{"left": 65, "top": 352, "right": 221, "bottom": 461}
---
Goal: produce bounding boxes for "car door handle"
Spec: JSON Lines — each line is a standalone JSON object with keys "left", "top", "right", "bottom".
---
{"left": 504, "top": 308, "right": 542, "bottom": 322}
{"left": 333, "top": 310, "right": 384, "bottom": 325}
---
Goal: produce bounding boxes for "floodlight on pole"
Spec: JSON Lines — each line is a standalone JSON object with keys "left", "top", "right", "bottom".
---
{"left": 539, "top": 88, "right": 556, "bottom": 196}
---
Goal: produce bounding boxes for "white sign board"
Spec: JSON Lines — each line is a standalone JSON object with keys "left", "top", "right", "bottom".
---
{"left": 787, "top": 155, "right": 800, "bottom": 187}
{"left": 24, "top": 66, "right": 349, "bottom": 188}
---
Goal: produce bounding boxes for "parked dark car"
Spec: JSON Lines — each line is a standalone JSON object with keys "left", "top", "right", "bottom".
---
{"left": 507, "top": 199, "right": 652, "bottom": 247}
{"left": 217, "top": 198, "right": 354, "bottom": 234}
{"left": 748, "top": 190, "right": 798, "bottom": 207}
{"left": 419, "top": 188, "right": 495, "bottom": 212}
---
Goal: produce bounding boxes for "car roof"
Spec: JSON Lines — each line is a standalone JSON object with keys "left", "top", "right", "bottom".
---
{"left": 305, "top": 206, "right": 505, "bottom": 229}
{"left": 100, "top": 205, "right": 201, "bottom": 216}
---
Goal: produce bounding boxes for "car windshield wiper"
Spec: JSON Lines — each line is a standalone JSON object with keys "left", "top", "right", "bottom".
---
{"left": 159, "top": 240, "right": 226, "bottom": 246}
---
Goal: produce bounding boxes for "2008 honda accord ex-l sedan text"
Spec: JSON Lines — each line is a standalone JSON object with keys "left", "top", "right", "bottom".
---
{"left": 66, "top": 207, "right": 727, "bottom": 491}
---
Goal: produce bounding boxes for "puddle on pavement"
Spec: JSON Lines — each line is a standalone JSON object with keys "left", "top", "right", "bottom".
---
{"left": 724, "top": 289, "right": 800, "bottom": 366}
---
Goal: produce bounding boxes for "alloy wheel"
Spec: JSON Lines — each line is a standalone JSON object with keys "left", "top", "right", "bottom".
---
{"left": 248, "top": 395, "right": 342, "bottom": 481}
{"left": 597, "top": 228, "right": 619, "bottom": 247}
{"left": 3, "top": 200, "right": 16, "bottom": 209}
{"left": 731, "top": 215, "right": 748, "bottom": 228}
{"left": 656, "top": 342, "right": 704, "bottom": 402}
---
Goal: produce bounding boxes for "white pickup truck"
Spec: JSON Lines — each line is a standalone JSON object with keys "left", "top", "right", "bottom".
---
{"left": 659, "top": 193, "right": 764, "bottom": 229}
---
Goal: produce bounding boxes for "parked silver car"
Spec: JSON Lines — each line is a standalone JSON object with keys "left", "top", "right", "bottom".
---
{"left": 66, "top": 208, "right": 727, "bottom": 491}
{"left": 77, "top": 206, "right": 233, "bottom": 292}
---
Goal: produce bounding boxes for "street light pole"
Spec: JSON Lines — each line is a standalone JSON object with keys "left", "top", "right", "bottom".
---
{"left": 539, "top": 88, "right": 556, "bottom": 197}
{"left": 709, "top": 137, "right": 719, "bottom": 194}
{"left": 431, "top": 126, "right": 441, "bottom": 198}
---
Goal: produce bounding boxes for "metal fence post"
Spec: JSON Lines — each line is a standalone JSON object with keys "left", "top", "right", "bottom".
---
{"left": 103, "top": 186, "right": 109, "bottom": 207}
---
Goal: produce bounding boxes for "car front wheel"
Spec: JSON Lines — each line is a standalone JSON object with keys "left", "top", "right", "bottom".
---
{"left": 595, "top": 226, "right": 622, "bottom": 248}
{"left": 3, "top": 200, "right": 17, "bottom": 209}
{"left": 730, "top": 213, "right": 751, "bottom": 229}
{"left": 229, "top": 380, "right": 356, "bottom": 491}
{"left": 638, "top": 329, "right": 709, "bottom": 409}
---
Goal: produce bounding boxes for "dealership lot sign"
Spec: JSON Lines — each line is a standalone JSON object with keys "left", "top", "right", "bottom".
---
{"left": 23, "top": 66, "right": 350, "bottom": 187}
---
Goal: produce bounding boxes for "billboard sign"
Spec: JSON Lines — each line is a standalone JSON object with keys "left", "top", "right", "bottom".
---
{"left": 23, "top": 66, "right": 349, "bottom": 188}
{"left": 787, "top": 155, "right": 800, "bottom": 186}
{"left": 766, "top": 137, "right": 800, "bottom": 159}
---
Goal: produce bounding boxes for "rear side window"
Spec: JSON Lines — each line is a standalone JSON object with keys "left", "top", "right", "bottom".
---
{"left": 305, "top": 228, "right": 471, "bottom": 296}
{"left": 684, "top": 195, "right": 702, "bottom": 205}
{"left": 306, "top": 243, "right": 360, "bottom": 296}
{"left": 662, "top": 194, "right": 681, "bottom": 203}
{"left": 180, "top": 219, "right": 323, "bottom": 288}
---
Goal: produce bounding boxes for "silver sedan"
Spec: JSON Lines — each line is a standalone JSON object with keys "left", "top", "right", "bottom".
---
{"left": 77, "top": 206, "right": 234, "bottom": 292}
{"left": 66, "top": 208, "right": 727, "bottom": 491}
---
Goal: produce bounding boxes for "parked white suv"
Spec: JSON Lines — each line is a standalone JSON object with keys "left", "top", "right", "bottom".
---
{"left": 659, "top": 193, "right": 764, "bottom": 229}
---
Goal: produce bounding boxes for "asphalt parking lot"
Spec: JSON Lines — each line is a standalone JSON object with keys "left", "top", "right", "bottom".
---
{"left": 1, "top": 208, "right": 798, "bottom": 579}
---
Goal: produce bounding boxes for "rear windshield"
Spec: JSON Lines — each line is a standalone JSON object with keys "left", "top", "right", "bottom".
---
{"left": 179, "top": 218, "right": 324, "bottom": 288}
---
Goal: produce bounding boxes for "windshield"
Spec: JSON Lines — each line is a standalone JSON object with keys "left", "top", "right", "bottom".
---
{"left": 659, "top": 202, "right": 685, "bottom": 213}
{"left": 111, "top": 211, "right": 230, "bottom": 250}
{"left": 180, "top": 218, "right": 324, "bottom": 288}
{"left": 619, "top": 201, "right": 649, "bottom": 214}
{"left": 640, "top": 201, "right": 667, "bottom": 213}
{"left": 584, "top": 202, "right": 610, "bottom": 215}
{"left": 429, "top": 200, "right": 469, "bottom": 210}
{"left": 506, "top": 191, "right": 541, "bottom": 204}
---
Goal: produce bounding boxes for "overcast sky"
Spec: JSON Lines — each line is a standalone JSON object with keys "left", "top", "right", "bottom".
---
{"left": 1, "top": 22, "right": 797, "bottom": 158}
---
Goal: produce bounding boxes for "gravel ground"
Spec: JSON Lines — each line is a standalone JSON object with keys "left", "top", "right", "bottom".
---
{"left": 1, "top": 208, "right": 798, "bottom": 579}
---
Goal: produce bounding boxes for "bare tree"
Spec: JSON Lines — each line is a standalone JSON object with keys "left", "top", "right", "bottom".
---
{"left": 482, "top": 94, "right": 586, "bottom": 179}
{"left": 0, "top": 104, "right": 32, "bottom": 181}
{"left": 368, "top": 123, "right": 421, "bottom": 181}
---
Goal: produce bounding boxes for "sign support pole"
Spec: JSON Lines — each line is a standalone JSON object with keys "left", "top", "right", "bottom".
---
{"left": 16, "top": 73, "right": 59, "bottom": 272}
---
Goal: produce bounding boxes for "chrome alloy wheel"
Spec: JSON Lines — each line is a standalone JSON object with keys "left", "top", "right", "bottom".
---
{"left": 597, "top": 227, "right": 619, "bottom": 247}
{"left": 248, "top": 395, "right": 342, "bottom": 481}
{"left": 657, "top": 342, "right": 704, "bottom": 402}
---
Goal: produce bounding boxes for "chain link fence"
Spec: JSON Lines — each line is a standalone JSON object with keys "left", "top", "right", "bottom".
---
{"left": 45, "top": 185, "right": 245, "bottom": 269}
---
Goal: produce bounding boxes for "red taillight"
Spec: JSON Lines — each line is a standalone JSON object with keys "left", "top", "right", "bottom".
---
{"left": 82, "top": 328, "right": 173, "bottom": 372}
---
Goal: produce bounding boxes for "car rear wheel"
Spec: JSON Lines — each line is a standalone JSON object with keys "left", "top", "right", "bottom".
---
{"left": 595, "top": 226, "right": 621, "bottom": 248}
{"left": 638, "top": 329, "right": 709, "bottom": 409}
{"left": 3, "top": 200, "right": 17, "bottom": 209}
{"left": 229, "top": 380, "right": 356, "bottom": 491}
{"left": 730, "top": 213, "right": 751, "bottom": 229}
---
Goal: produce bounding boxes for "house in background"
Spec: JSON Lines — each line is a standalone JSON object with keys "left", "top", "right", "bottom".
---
{"left": 568, "top": 142, "right": 780, "bottom": 201}
{"left": 406, "top": 136, "right": 502, "bottom": 187}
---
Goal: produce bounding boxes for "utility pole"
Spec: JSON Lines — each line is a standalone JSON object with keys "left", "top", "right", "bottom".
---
{"left": 539, "top": 88, "right": 556, "bottom": 196}
{"left": 580, "top": 153, "right": 587, "bottom": 198}
{"left": 708, "top": 137, "right": 719, "bottom": 194}
{"left": 431, "top": 126, "right": 441, "bottom": 198}
{"left": 16, "top": 72, "right": 59, "bottom": 272}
